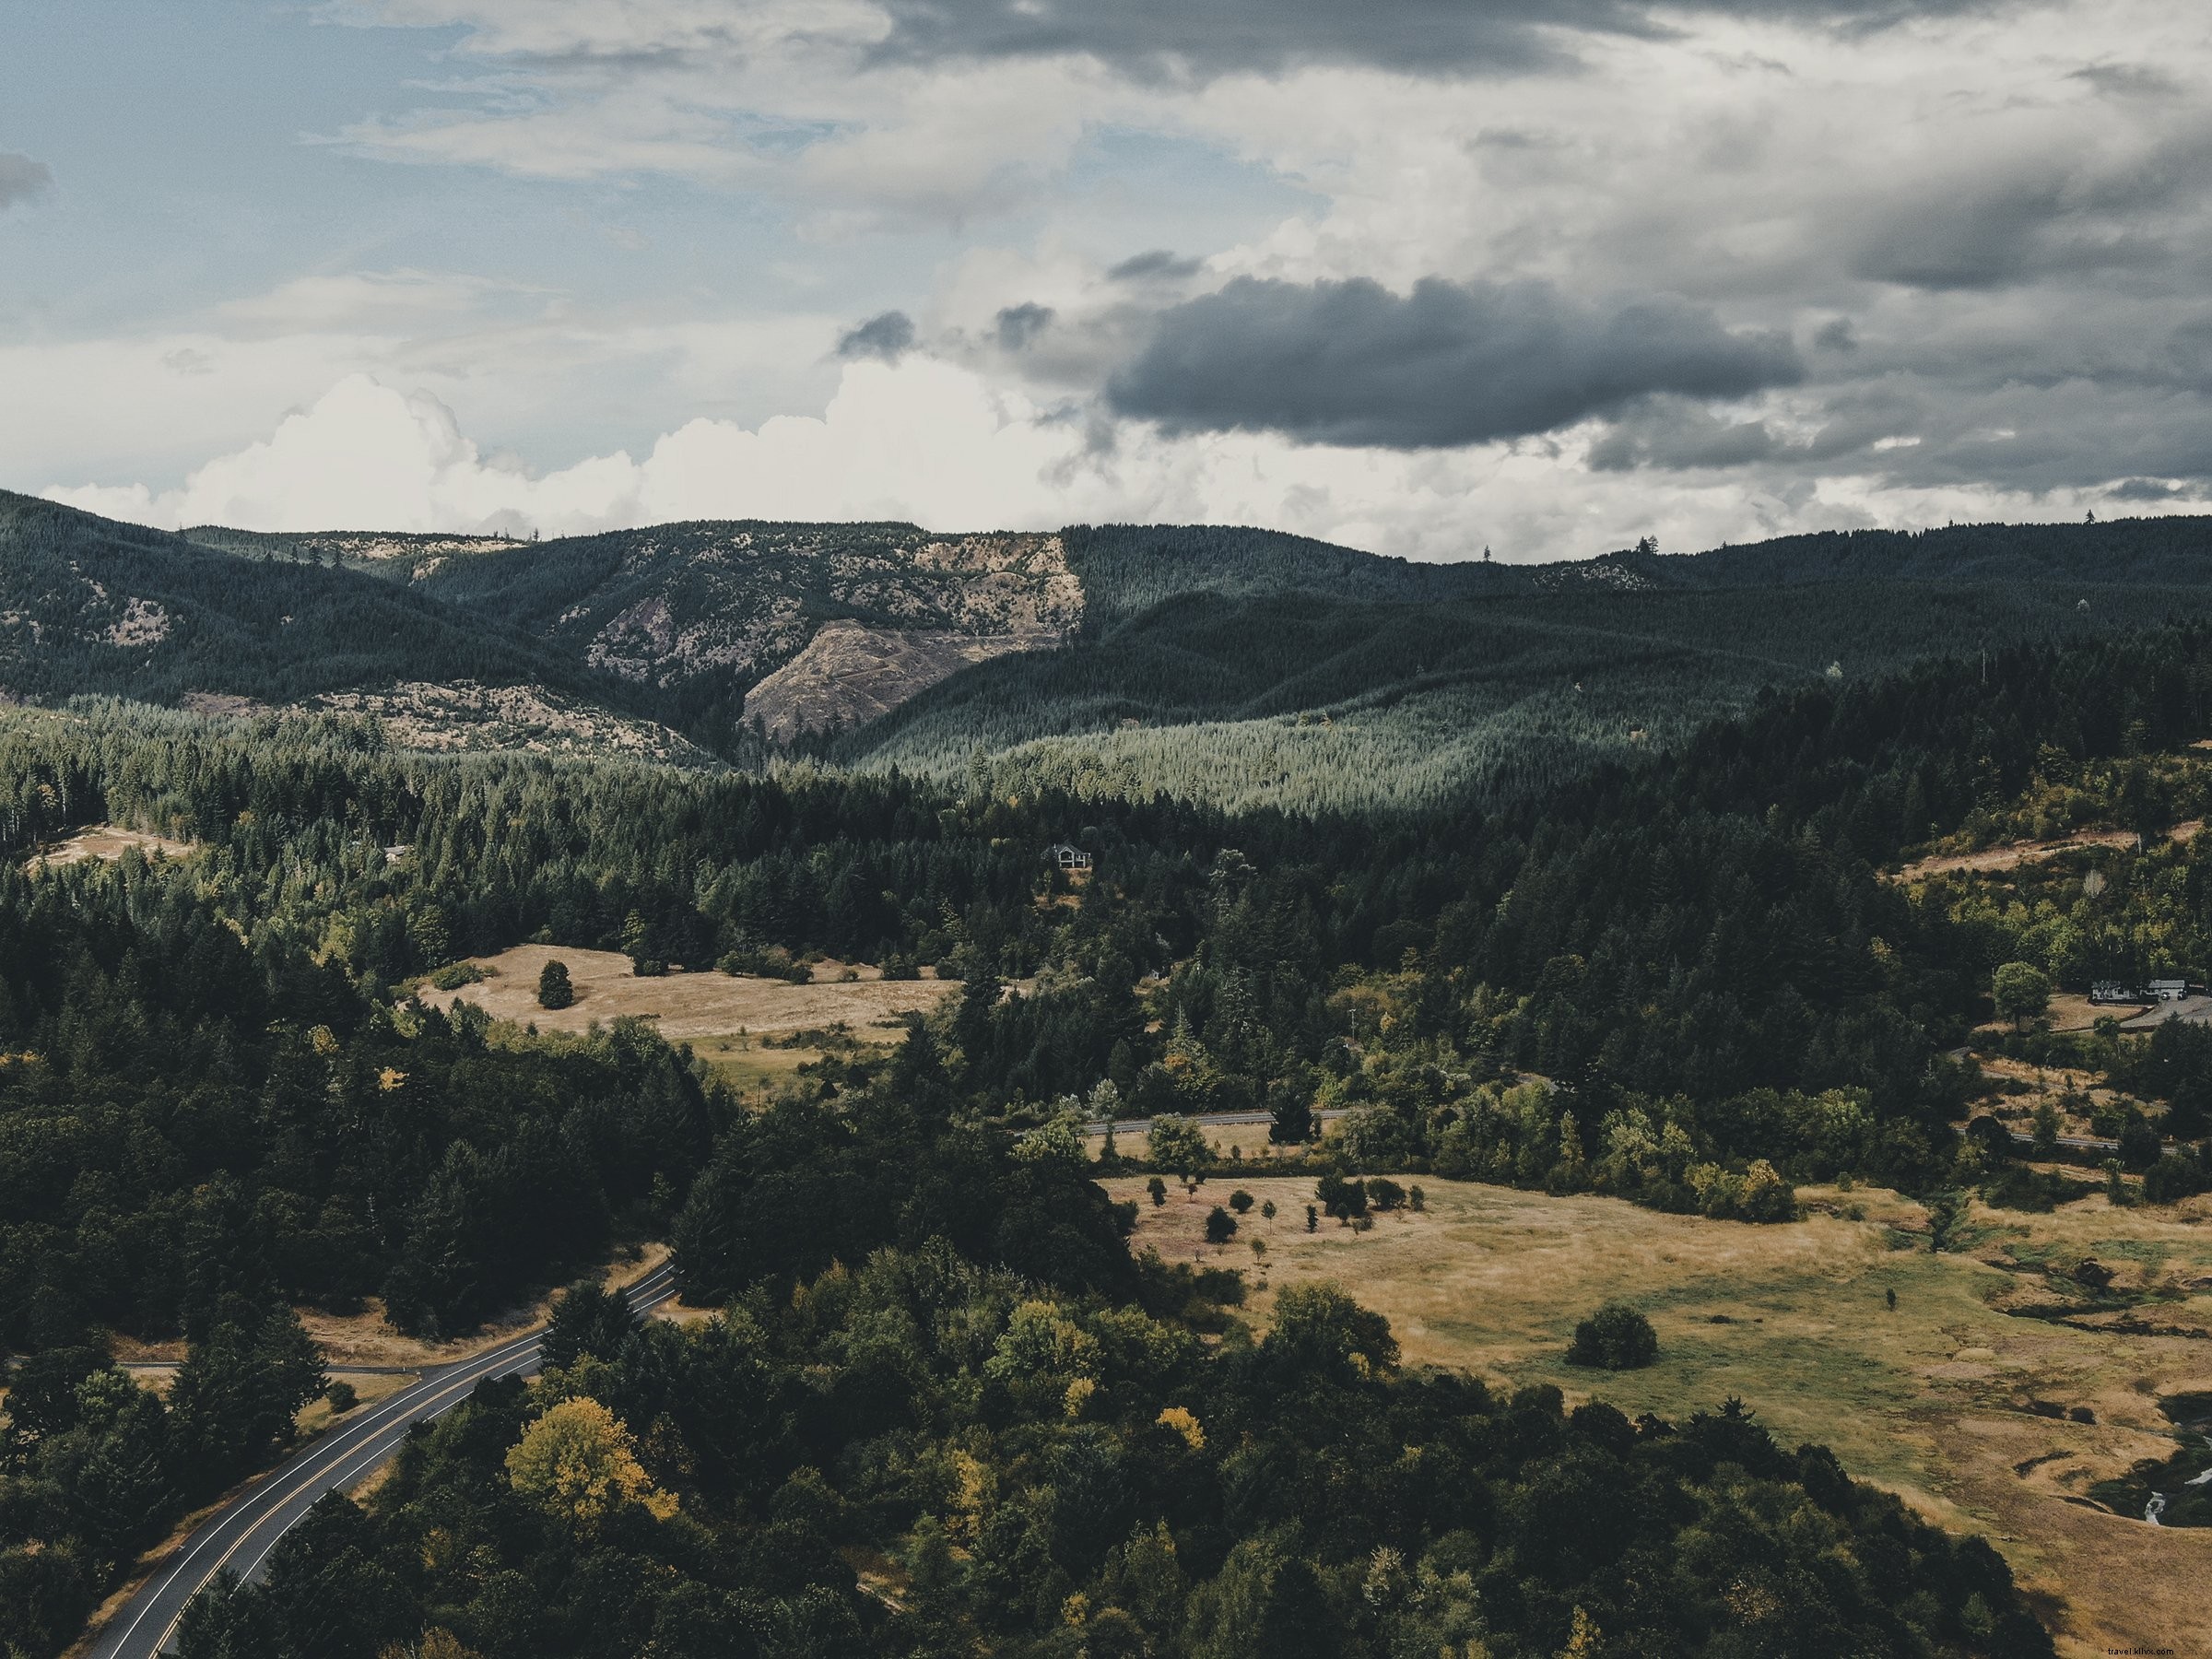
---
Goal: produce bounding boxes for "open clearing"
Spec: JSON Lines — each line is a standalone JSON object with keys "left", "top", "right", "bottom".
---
{"left": 23, "top": 823, "right": 195, "bottom": 870}
{"left": 418, "top": 944, "right": 954, "bottom": 1045}
{"left": 1105, "top": 1173, "right": 2212, "bottom": 1659}
{"left": 1889, "top": 820, "right": 2201, "bottom": 882}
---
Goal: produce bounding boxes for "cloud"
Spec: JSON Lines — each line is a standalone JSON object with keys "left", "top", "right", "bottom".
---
{"left": 837, "top": 311, "right": 917, "bottom": 361}
{"left": 861, "top": 0, "right": 1994, "bottom": 80}
{"left": 1588, "top": 402, "right": 1781, "bottom": 471}
{"left": 45, "top": 361, "right": 2210, "bottom": 574}
{"left": 1107, "top": 249, "right": 1202, "bottom": 282}
{"left": 44, "top": 364, "right": 1087, "bottom": 536}
{"left": 993, "top": 302, "right": 1054, "bottom": 350}
{"left": 0, "top": 152, "right": 53, "bottom": 211}
{"left": 1107, "top": 276, "right": 1802, "bottom": 448}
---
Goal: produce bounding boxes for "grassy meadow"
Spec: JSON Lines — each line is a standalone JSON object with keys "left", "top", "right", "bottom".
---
{"left": 1104, "top": 1172, "right": 2212, "bottom": 1659}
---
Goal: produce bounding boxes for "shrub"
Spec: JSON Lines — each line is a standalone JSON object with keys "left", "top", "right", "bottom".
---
{"left": 428, "top": 961, "right": 485, "bottom": 991}
{"left": 1204, "top": 1206, "right": 1237, "bottom": 1245}
{"left": 2144, "top": 1153, "right": 2212, "bottom": 1205}
{"left": 536, "top": 959, "right": 574, "bottom": 1010}
{"left": 1147, "top": 1176, "right": 1168, "bottom": 1207}
{"left": 325, "top": 1380, "right": 359, "bottom": 1414}
{"left": 1567, "top": 1302, "right": 1658, "bottom": 1371}
{"left": 1366, "top": 1176, "right": 1406, "bottom": 1212}
{"left": 1229, "top": 1189, "right": 1254, "bottom": 1215}
{"left": 1316, "top": 1172, "right": 1368, "bottom": 1221}
{"left": 1261, "top": 1199, "right": 1277, "bottom": 1220}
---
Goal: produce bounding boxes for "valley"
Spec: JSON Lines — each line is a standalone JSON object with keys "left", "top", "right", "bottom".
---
{"left": 11, "top": 516, "right": 2212, "bottom": 1659}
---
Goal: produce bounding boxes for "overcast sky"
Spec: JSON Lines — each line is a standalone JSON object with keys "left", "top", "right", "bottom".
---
{"left": 4, "top": 0, "right": 2207, "bottom": 559}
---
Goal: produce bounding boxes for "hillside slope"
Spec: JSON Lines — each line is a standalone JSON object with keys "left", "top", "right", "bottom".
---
{"left": 841, "top": 560, "right": 2212, "bottom": 813}
{"left": 0, "top": 492, "right": 598, "bottom": 710}
{"left": 39, "top": 493, "right": 2212, "bottom": 812}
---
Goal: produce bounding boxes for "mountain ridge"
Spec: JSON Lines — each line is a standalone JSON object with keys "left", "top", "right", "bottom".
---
{"left": 10, "top": 487, "right": 2212, "bottom": 810}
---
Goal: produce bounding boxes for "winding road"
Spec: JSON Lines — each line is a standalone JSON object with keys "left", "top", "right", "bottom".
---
{"left": 88, "top": 1261, "right": 678, "bottom": 1659}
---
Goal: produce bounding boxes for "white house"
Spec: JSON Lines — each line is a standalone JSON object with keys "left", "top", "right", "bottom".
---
{"left": 1046, "top": 842, "right": 1092, "bottom": 872}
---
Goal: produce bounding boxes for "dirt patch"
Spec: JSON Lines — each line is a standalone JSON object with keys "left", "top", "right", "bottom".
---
{"left": 1890, "top": 821, "right": 2201, "bottom": 883}
{"left": 178, "top": 691, "right": 273, "bottom": 718}
{"left": 1103, "top": 1173, "right": 2212, "bottom": 1659}
{"left": 25, "top": 824, "right": 197, "bottom": 870}
{"left": 418, "top": 944, "right": 954, "bottom": 1043}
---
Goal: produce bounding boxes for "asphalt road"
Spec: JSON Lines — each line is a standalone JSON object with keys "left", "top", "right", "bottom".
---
{"left": 89, "top": 1260, "right": 678, "bottom": 1659}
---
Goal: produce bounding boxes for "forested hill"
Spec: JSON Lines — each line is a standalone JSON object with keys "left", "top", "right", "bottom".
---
{"left": 1060, "top": 515, "right": 2212, "bottom": 626}
{"left": 18, "top": 486, "right": 2212, "bottom": 813}
{"left": 0, "top": 491, "right": 613, "bottom": 712}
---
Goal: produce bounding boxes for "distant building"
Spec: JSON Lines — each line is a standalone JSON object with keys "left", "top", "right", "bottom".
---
{"left": 2090, "top": 980, "right": 2142, "bottom": 1005}
{"left": 2151, "top": 979, "right": 2190, "bottom": 1002}
{"left": 1046, "top": 841, "right": 1092, "bottom": 872}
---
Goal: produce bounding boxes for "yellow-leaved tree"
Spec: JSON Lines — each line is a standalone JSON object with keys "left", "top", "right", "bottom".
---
{"left": 505, "top": 1396, "right": 677, "bottom": 1527}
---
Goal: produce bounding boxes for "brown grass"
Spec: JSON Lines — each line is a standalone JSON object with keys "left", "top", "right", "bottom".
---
{"left": 418, "top": 944, "right": 955, "bottom": 1044}
{"left": 1889, "top": 820, "right": 2201, "bottom": 883}
{"left": 1104, "top": 1173, "right": 2212, "bottom": 1659}
{"left": 24, "top": 824, "right": 196, "bottom": 870}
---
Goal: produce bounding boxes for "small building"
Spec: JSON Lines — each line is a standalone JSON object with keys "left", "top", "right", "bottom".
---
{"left": 1045, "top": 841, "right": 1092, "bottom": 872}
{"left": 2090, "top": 980, "right": 2144, "bottom": 1004}
{"left": 2151, "top": 979, "right": 2190, "bottom": 1002}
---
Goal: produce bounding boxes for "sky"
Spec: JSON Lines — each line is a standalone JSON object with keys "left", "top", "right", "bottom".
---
{"left": 3, "top": 0, "right": 2208, "bottom": 560}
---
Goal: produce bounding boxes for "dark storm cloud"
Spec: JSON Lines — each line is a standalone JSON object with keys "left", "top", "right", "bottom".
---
{"left": 0, "top": 152, "right": 53, "bottom": 212}
{"left": 1854, "top": 176, "right": 2174, "bottom": 290}
{"left": 1106, "top": 276, "right": 1802, "bottom": 449}
{"left": 994, "top": 302, "right": 1054, "bottom": 350}
{"left": 2108, "top": 477, "right": 2192, "bottom": 501}
{"left": 1107, "top": 249, "right": 1202, "bottom": 282}
{"left": 1850, "top": 127, "right": 2212, "bottom": 291}
{"left": 1588, "top": 403, "right": 1781, "bottom": 471}
{"left": 1813, "top": 318, "right": 1859, "bottom": 352}
{"left": 865, "top": 0, "right": 1995, "bottom": 80}
{"left": 836, "top": 310, "right": 916, "bottom": 361}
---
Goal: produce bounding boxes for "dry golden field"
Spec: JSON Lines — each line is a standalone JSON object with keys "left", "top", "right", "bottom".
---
{"left": 1104, "top": 1172, "right": 2212, "bottom": 1659}
{"left": 22, "top": 823, "right": 196, "bottom": 870}
{"left": 417, "top": 945, "right": 957, "bottom": 1090}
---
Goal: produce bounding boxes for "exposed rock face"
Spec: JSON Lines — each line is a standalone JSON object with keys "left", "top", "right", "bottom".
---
{"left": 743, "top": 621, "right": 1052, "bottom": 742}
{"left": 554, "top": 529, "right": 1081, "bottom": 694}
{"left": 301, "top": 681, "right": 716, "bottom": 766}
{"left": 105, "top": 597, "right": 171, "bottom": 646}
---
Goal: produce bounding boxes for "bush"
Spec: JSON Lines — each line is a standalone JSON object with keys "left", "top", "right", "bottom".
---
{"left": 1316, "top": 1172, "right": 1368, "bottom": 1221}
{"left": 1567, "top": 1302, "right": 1658, "bottom": 1371}
{"left": 428, "top": 961, "right": 485, "bottom": 991}
{"left": 2118, "top": 1112, "right": 2163, "bottom": 1172}
{"left": 2144, "top": 1153, "right": 2212, "bottom": 1205}
{"left": 1366, "top": 1176, "right": 1406, "bottom": 1212}
{"left": 1147, "top": 1176, "right": 1167, "bottom": 1207}
{"left": 1204, "top": 1206, "right": 1237, "bottom": 1245}
{"left": 325, "top": 1380, "right": 359, "bottom": 1414}
{"left": 1983, "top": 1165, "right": 2094, "bottom": 1211}
{"left": 536, "top": 959, "right": 574, "bottom": 1010}
{"left": 1228, "top": 1189, "right": 1254, "bottom": 1215}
